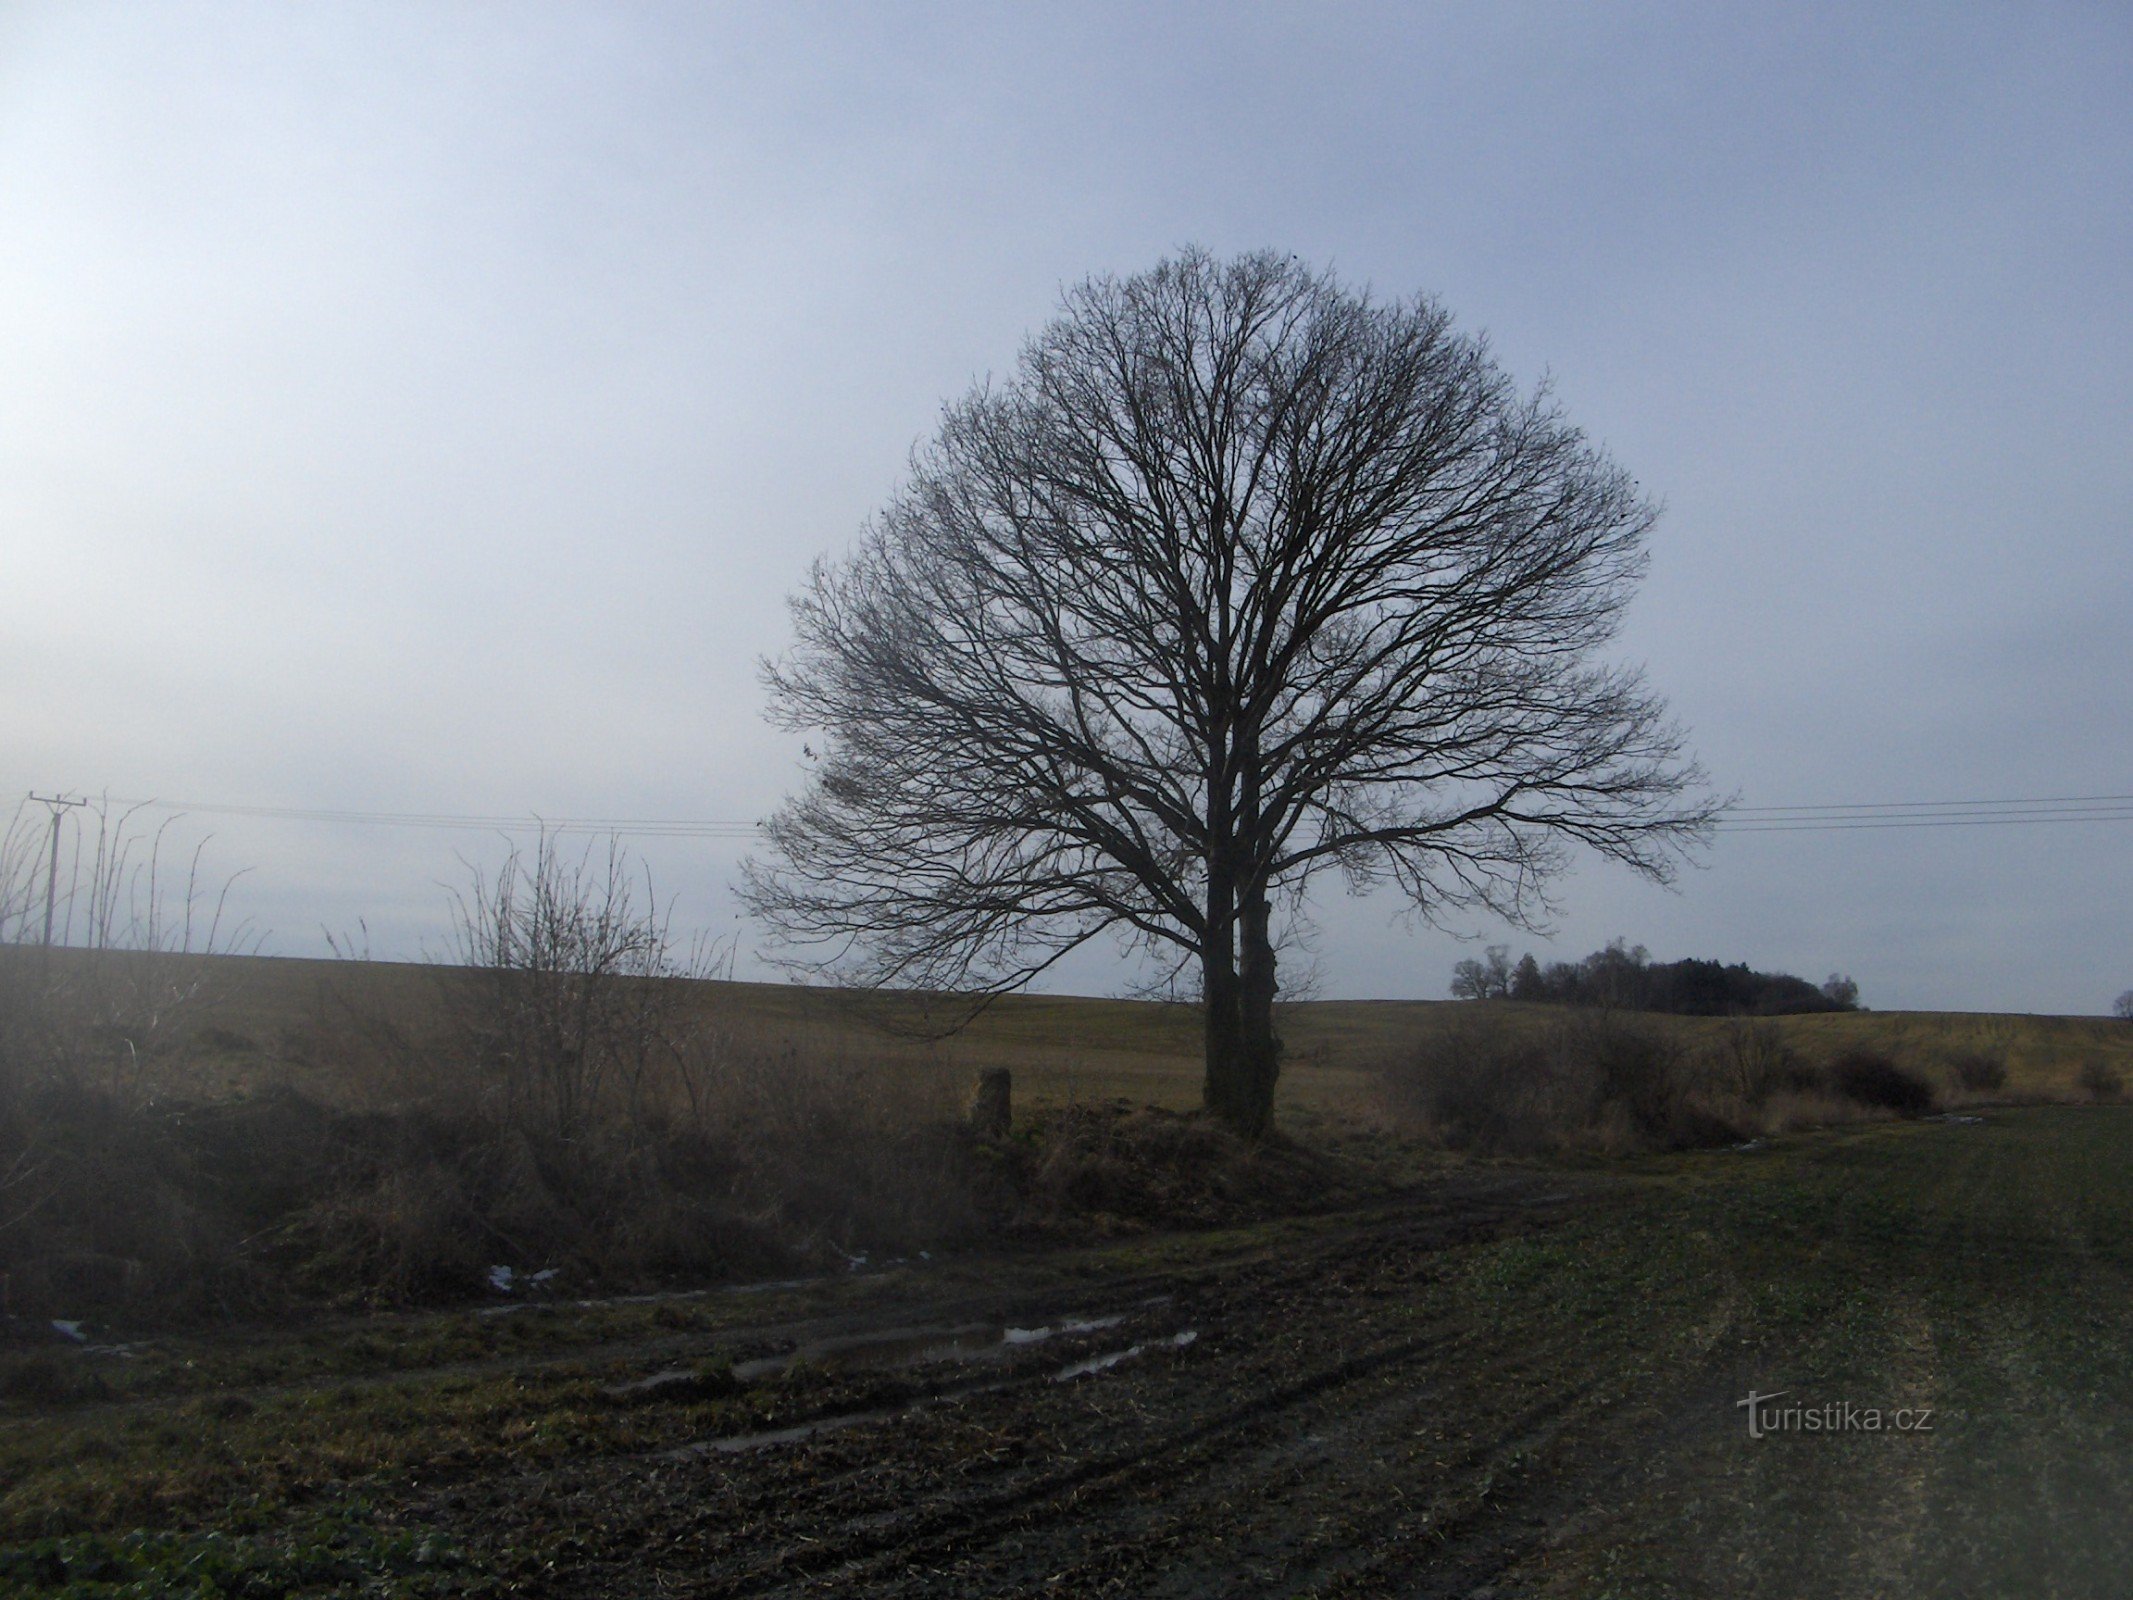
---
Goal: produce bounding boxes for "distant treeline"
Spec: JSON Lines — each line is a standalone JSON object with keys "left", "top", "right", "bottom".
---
{"left": 1451, "top": 939, "right": 1861, "bottom": 1016}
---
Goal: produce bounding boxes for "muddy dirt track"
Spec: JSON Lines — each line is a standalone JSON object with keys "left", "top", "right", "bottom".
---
{"left": 383, "top": 1170, "right": 1687, "bottom": 1597}
{"left": 17, "top": 1112, "right": 2130, "bottom": 1595}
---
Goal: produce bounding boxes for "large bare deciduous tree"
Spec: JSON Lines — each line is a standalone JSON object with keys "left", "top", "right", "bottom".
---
{"left": 744, "top": 249, "right": 1719, "bottom": 1136}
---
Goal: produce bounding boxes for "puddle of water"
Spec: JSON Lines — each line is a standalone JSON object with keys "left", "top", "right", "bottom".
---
{"left": 678, "top": 1331, "right": 1203, "bottom": 1459}
{"left": 1050, "top": 1329, "right": 1198, "bottom": 1383}
{"left": 1003, "top": 1314, "right": 1124, "bottom": 1346}
{"left": 698, "top": 1405, "right": 905, "bottom": 1453}
{"left": 681, "top": 1327, "right": 1200, "bottom": 1453}
{"left": 732, "top": 1312, "right": 1130, "bottom": 1384}
{"left": 733, "top": 1320, "right": 998, "bottom": 1382}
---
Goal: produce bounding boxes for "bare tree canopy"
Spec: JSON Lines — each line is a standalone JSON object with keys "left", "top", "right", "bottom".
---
{"left": 744, "top": 249, "right": 1720, "bottom": 1135}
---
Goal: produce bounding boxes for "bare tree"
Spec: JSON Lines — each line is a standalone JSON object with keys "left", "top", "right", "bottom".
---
{"left": 1450, "top": 944, "right": 1513, "bottom": 1001}
{"left": 744, "top": 250, "right": 1719, "bottom": 1136}
{"left": 2114, "top": 990, "right": 2133, "bottom": 1022}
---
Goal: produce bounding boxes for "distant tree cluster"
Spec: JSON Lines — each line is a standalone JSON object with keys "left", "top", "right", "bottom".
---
{"left": 1450, "top": 938, "right": 1861, "bottom": 1015}
{"left": 2114, "top": 989, "right": 2133, "bottom": 1022}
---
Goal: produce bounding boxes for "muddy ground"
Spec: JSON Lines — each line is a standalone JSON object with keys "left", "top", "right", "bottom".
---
{"left": 6, "top": 1109, "right": 2131, "bottom": 1596}
{"left": 401, "top": 1171, "right": 1617, "bottom": 1597}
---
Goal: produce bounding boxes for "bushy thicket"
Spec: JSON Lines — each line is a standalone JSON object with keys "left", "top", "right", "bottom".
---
{"left": 0, "top": 974, "right": 971, "bottom": 1316}
{"left": 1379, "top": 1013, "right": 1756, "bottom": 1157}
{"left": 1826, "top": 1050, "right": 1936, "bottom": 1115}
{"left": 1946, "top": 1049, "right": 2009, "bottom": 1095}
{"left": 1380, "top": 1016, "right": 1949, "bottom": 1157}
{"left": 2078, "top": 1058, "right": 2124, "bottom": 1102}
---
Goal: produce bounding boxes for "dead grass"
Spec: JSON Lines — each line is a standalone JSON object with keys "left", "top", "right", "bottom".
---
{"left": 1, "top": 951, "right": 1354, "bottom": 1316}
{"left": 1006, "top": 1101, "right": 1342, "bottom": 1234}
{"left": 8, "top": 947, "right": 2130, "bottom": 1316}
{"left": 1371, "top": 1008, "right": 1993, "bottom": 1157}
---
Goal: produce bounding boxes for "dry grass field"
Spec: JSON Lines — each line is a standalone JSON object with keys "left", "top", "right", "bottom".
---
{"left": 50, "top": 948, "right": 2132, "bottom": 1118}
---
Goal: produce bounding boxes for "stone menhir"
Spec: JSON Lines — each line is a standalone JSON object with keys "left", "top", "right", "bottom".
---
{"left": 967, "top": 1067, "right": 1011, "bottom": 1141}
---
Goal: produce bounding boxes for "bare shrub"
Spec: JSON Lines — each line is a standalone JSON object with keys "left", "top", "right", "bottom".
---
{"left": 446, "top": 831, "right": 726, "bottom": 1142}
{"left": 1381, "top": 1012, "right": 1747, "bottom": 1156}
{"left": 1946, "top": 1048, "right": 2009, "bottom": 1096}
{"left": 0, "top": 799, "right": 255, "bottom": 1099}
{"left": 1574, "top": 1013, "right": 1693, "bottom": 1136}
{"left": 0, "top": 1081, "right": 275, "bottom": 1316}
{"left": 1828, "top": 1051, "right": 1936, "bottom": 1115}
{"left": 268, "top": 949, "right": 988, "bottom": 1303}
{"left": 2077, "top": 1058, "right": 2124, "bottom": 1102}
{"left": 1758, "top": 1087, "right": 1862, "bottom": 1135}
{"left": 680, "top": 1038, "right": 975, "bottom": 1250}
{"left": 1707, "top": 1021, "right": 1802, "bottom": 1103}
{"left": 283, "top": 1154, "right": 489, "bottom": 1306}
{"left": 1, "top": 801, "right": 257, "bottom": 1309}
{"left": 1382, "top": 1020, "right": 1572, "bottom": 1155}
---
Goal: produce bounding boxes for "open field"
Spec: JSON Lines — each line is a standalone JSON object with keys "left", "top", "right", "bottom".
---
{"left": 19, "top": 949, "right": 2132, "bottom": 1119}
{"left": 4, "top": 1103, "right": 2130, "bottom": 1595}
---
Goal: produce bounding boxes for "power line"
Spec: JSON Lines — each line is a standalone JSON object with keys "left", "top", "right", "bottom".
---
{"left": 1731, "top": 792, "right": 2133, "bottom": 813}
{"left": 1718, "top": 812, "right": 2133, "bottom": 834}
{"left": 104, "top": 798, "right": 761, "bottom": 838}
{"left": 1715, "top": 792, "right": 2133, "bottom": 833}
{"left": 97, "top": 790, "right": 2133, "bottom": 839}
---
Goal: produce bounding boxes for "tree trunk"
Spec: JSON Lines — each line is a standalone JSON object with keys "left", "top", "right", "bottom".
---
{"left": 1201, "top": 858, "right": 1246, "bottom": 1128}
{"left": 1201, "top": 875, "right": 1281, "bottom": 1137}
{"left": 1200, "top": 726, "right": 1281, "bottom": 1138}
{"left": 1235, "top": 882, "right": 1281, "bottom": 1138}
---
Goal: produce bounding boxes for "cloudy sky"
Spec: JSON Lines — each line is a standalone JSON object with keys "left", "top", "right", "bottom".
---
{"left": 3, "top": 2, "right": 2127, "bottom": 1013}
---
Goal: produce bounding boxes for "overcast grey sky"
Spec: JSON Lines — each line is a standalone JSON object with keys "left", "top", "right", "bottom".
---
{"left": 3, "top": 2, "right": 2127, "bottom": 1013}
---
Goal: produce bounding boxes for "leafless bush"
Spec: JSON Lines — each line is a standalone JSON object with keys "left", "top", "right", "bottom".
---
{"left": 445, "top": 830, "right": 727, "bottom": 1142}
{"left": 1946, "top": 1048, "right": 2009, "bottom": 1096}
{"left": 0, "top": 796, "right": 255, "bottom": 1101}
{"left": 282, "top": 866, "right": 983, "bottom": 1300}
{"left": 1706, "top": 1021, "right": 1806, "bottom": 1102}
{"left": 1, "top": 800, "right": 254, "bottom": 1295}
{"left": 680, "top": 1037, "right": 973, "bottom": 1248}
{"left": 1381, "top": 1012, "right": 1749, "bottom": 1155}
{"left": 2078, "top": 1058, "right": 2124, "bottom": 1102}
{"left": 1828, "top": 1051, "right": 1936, "bottom": 1115}
{"left": 1574, "top": 1013, "right": 1698, "bottom": 1137}
{"left": 1382, "top": 1021, "right": 1574, "bottom": 1155}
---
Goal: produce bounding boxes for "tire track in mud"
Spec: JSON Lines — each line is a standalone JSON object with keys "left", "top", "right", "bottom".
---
{"left": 505, "top": 1181, "right": 1632, "bottom": 1597}
{"left": 30, "top": 1173, "right": 1560, "bottom": 1425}
{"left": 683, "top": 1323, "right": 1468, "bottom": 1595}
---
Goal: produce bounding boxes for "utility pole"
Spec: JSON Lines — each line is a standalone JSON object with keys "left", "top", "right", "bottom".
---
{"left": 29, "top": 793, "right": 85, "bottom": 947}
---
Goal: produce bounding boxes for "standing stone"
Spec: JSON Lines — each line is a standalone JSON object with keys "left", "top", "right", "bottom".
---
{"left": 967, "top": 1067, "right": 1012, "bottom": 1140}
